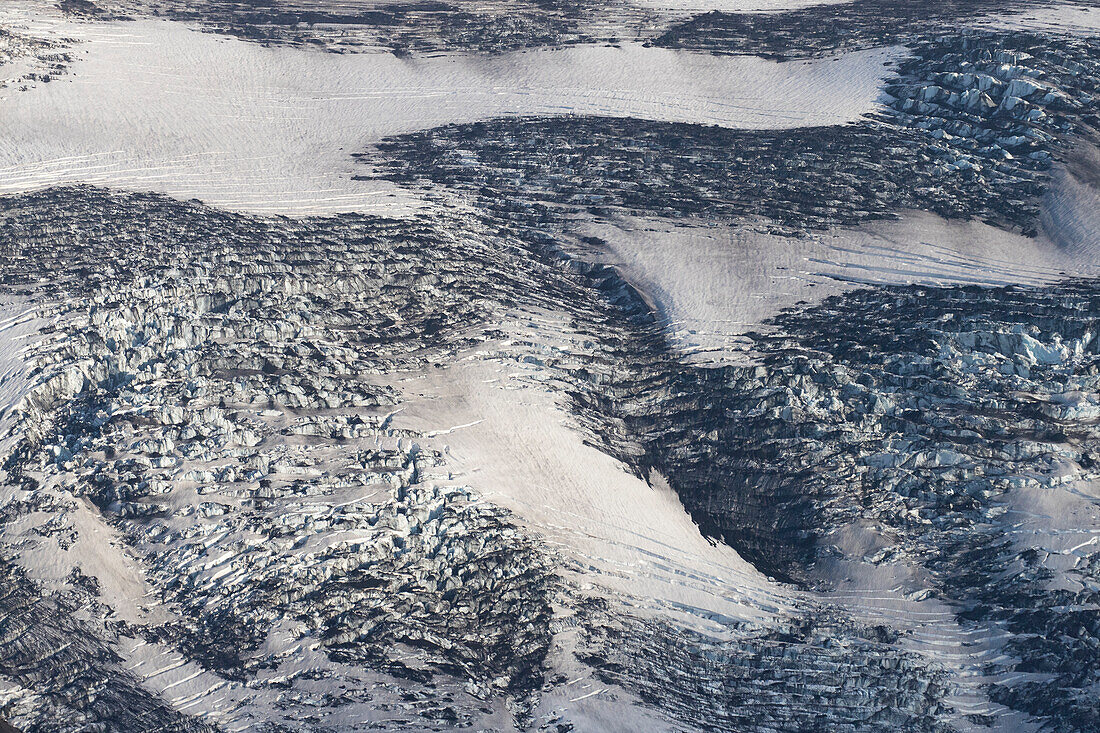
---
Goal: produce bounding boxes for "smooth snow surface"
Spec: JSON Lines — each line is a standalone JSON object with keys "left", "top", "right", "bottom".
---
{"left": 390, "top": 345, "right": 792, "bottom": 628}
{"left": 578, "top": 209, "right": 1100, "bottom": 363}
{"left": 979, "top": 3, "right": 1100, "bottom": 35}
{"left": 0, "top": 15, "right": 895, "bottom": 215}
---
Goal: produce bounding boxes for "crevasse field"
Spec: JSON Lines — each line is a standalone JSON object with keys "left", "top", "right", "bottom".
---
{"left": 2, "top": 0, "right": 1100, "bottom": 732}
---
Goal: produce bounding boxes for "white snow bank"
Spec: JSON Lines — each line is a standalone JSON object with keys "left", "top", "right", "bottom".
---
{"left": 0, "top": 11, "right": 896, "bottom": 216}
{"left": 391, "top": 350, "right": 792, "bottom": 627}
{"left": 576, "top": 210, "right": 1100, "bottom": 364}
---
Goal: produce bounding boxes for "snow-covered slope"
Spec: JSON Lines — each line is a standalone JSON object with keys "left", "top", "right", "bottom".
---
{"left": 3, "top": 2, "right": 1100, "bottom": 732}
{"left": 0, "top": 13, "right": 894, "bottom": 216}
{"left": 576, "top": 206, "right": 1100, "bottom": 363}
